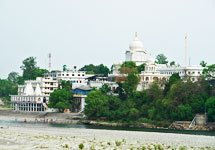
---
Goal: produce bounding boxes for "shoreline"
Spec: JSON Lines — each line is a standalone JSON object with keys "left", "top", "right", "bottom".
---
{"left": 1, "top": 109, "right": 214, "bottom": 132}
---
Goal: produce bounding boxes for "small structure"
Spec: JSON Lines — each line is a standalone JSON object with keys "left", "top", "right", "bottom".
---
{"left": 0, "top": 99, "right": 3, "bottom": 105}
{"left": 72, "top": 85, "right": 93, "bottom": 112}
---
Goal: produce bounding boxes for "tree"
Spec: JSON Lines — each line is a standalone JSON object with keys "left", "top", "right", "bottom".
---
{"left": 7, "top": 72, "right": 20, "bottom": 84}
{"left": 205, "top": 96, "right": 215, "bottom": 122}
{"left": 20, "top": 57, "right": 37, "bottom": 80}
{"left": 84, "top": 90, "right": 109, "bottom": 119}
{"left": 63, "top": 65, "right": 67, "bottom": 71}
{"left": 170, "top": 61, "right": 175, "bottom": 66}
{"left": 202, "top": 64, "right": 215, "bottom": 80}
{"left": 20, "top": 57, "right": 49, "bottom": 80}
{"left": 123, "top": 71, "right": 139, "bottom": 98}
{"left": 137, "top": 63, "right": 146, "bottom": 73}
{"left": 119, "top": 61, "right": 138, "bottom": 74}
{"left": 0, "top": 79, "right": 17, "bottom": 100}
{"left": 79, "top": 64, "right": 110, "bottom": 76}
{"left": 48, "top": 89, "right": 72, "bottom": 112}
{"left": 163, "top": 73, "right": 181, "bottom": 96}
{"left": 155, "top": 54, "right": 168, "bottom": 64}
{"left": 200, "top": 60, "right": 207, "bottom": 67}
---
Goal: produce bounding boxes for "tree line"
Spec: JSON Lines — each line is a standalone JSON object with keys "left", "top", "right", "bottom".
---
{"left": 84, "top": 66, "right": 215, "bottom": 126}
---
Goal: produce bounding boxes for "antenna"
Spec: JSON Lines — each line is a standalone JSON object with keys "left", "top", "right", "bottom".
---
{"left": 48, "top": 53, "right": 51, "bottom": 72}
{"left": 185, "top": 35, "right": 187, "bottom": 67}
{"left": 189, "top": 56, "right": 191, "bottom": 66}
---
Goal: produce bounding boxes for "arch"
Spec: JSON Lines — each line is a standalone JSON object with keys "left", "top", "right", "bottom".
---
{"left": 153, "top": 77, "right": 159, "bottom": 81}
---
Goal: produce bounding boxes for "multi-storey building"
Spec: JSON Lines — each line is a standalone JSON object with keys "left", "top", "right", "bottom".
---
{"left": 10, "top": 77, "right": 58, "bottom": 111}
{"left": 44, "top": 68, "right": 94, "bottom": 89}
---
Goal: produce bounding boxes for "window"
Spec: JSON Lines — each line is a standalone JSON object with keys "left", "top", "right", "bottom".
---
{"left": 50, "top": 88, "right": 53, "bottom": 91}
{"left": 67, "top": 74, "right": 69, "bottom": 76}
{"left": 62, "top": 74, "right": 64, "bottom": 76}
{"left": 82, "top": 74, "right": 85, "bottom": 76}
{"left": 72, "top": 74, "right": 74, "bottom": 76}
{"left": 50, "top": 83, "right": 53, "bottom": 85}
{"left": 78, "top": 74, "right": 80, "bottom": 76}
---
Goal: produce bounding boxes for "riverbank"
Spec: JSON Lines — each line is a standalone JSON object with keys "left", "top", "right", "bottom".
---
{"left": 0, "top": 124, "right": 215, "bottom": 149}
{"left": 0, "top": 109, "right": 83, "bottom": 124}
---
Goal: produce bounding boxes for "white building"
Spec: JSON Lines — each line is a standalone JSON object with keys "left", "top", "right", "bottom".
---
{"left": 11, "top": 77, "right": 58, "bottom": 111}
{"left": 125, "top": 32, "right": 148, "bottom": 66}
{"left": 44, "top": 68, "right": 94, "bottom": 89}
{"left": 110, "top": 33, "right": 204, "bottom": 90}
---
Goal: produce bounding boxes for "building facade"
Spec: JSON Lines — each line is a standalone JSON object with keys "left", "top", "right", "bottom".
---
{"left": 110, "top": 33, "right": 204, "bottom": 90}
{"left": 11, "top": 77, "right": 58, "bottom": 111}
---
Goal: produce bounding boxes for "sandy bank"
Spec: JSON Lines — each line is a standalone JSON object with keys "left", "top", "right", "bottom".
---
{"left": 0, "top": 109, "right": 83, "bottom": 124}
{"left": 0, "top": 125, "right": 215, "bottom": 150}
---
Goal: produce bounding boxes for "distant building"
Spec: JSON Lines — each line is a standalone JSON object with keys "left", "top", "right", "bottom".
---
{"left": 10, "top": 77, "right": 58, "bottom": 111}
{"left": 72, "top": 85, "right": 93, "bottom": 112}
{"left": 44, "top": 67, "right": 94, "bottom": 89}
{"left": 110, "top": 33, "right": 204, "bottom": 90}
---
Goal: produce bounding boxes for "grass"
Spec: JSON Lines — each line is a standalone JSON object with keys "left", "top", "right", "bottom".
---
{"left": 115, "top": 140, "right": 122, "bottom": 146}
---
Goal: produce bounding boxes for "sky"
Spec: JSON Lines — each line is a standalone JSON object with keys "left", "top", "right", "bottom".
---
{"left": 0, "top": 0, "right": 215, "bottom": 78}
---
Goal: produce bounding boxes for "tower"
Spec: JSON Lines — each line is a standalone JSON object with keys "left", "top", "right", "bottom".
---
{"left": 48, "top": 53, "right": 51, "bottom": 72}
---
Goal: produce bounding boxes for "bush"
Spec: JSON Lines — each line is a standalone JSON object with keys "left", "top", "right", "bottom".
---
{"left": 79, "top": 143, "right": 84, "bottom": 149}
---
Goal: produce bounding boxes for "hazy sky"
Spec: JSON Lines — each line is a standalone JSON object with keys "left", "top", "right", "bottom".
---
{"left": 0, "top": 0, "right": 215, "bottom": 78}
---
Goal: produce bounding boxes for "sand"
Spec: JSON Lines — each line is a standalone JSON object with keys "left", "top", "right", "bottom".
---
{"left": 0, "top": 125, "right": 215, "bottom": 150}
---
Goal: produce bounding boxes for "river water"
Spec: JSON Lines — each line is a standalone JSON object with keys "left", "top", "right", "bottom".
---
{"left": 1, "top": 120, "right": 215, "bottom": 136}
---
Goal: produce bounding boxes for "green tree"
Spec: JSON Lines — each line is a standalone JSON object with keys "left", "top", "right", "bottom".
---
{"left": 119, "top": 61, "right": 137, "bottom": 74}
{"left": 123, "top": 71, "right": 139, "bottom": 98}
{"left": 170, "top": 61, "right": 175, "bottom": 66}
{"left": 163, "top": 73, "right": 181, "bottom": 96}
{"left": 205, "top": 96, "right": 215, "bottom": 121}
{"left": 155, "top": 54, "right": 168, "bottom": 64}
{"left": 79, "top": 64, "right": 110, "bottom": 76}
{"left": 200, "top": 60, "right": 207, "bottom": 67}
{"left": 48, "top": 89, "right": 72, "bottom": 112}
{"left": 63, "top": 65, "right": 67, "bottom": 71}
{"left": 7, "top": 72, "right": 20, "bottom": 84}
{"left": 0, "top": 79, "right": 17, "bottom": 100}
{"left": 84, "top": 90, "right": 109, "bottom": 119}
{"left": 137, "top": 63, "right": 146, "bottom": 73}
{"left": 20, "top": 57, "right": 49, "bottom": 80}
{"left": 202, "top": 64, "right": 215, "bottom": 80}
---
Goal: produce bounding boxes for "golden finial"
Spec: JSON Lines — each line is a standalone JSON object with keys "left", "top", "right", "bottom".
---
{"left": 135, "top": 32, "right": 138, "bottom": 38}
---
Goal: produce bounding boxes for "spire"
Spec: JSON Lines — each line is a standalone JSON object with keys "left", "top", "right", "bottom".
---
{"left": 135, "top": 32, "right": 138, "bottom": 40}
{"left": 35, "top": 83, "right": 42, "bottom": 96}
{"left": 24, "top": 82, "right": 35, "bottom": 96}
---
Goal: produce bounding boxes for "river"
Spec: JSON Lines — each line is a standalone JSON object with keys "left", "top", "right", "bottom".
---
{"left": 1, "top": 119, "right": 215, "bottom": 136}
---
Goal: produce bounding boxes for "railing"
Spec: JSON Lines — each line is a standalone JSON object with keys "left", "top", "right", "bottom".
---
{"left": 189, "top": 115, "right": 197, "bottom": 128}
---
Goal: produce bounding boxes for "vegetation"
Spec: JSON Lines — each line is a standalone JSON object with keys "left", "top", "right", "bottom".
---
{"left": 0, "top": 79, "right": 17, "bottom": 101}
{"left": 85, "top": 70, "right": 214, "bottom": 126}
{"left": 48, "top": 80, "right": 73, "bottom": 112}
{"left": 155, "top": 54, "right": 168, "bottom": 64}
{"left": 79, "top": 64, "right": 110, "bottom": 76}
{"left": 119, "top": 61, "right": 145, "bottom": 74}
{"left": 20, "top": 57, "right": 49, "bottom": 81}
{"left": 79, "top": 143, "right": 84, "bottom": 149}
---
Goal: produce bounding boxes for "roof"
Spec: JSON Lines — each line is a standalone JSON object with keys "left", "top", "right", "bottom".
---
{"left": 74, "top": 85, "right": 92, "bottom": 91}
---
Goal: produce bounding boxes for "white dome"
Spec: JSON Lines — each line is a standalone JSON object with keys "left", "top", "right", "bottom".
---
{"left": 147, "top": 57, "right": 155, "bottom": 64}
{"left": 129, "top": 33, "right": 144, "bottom": 51}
